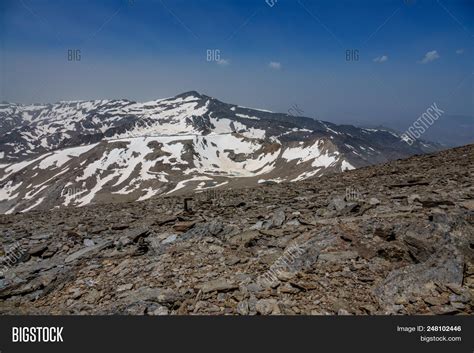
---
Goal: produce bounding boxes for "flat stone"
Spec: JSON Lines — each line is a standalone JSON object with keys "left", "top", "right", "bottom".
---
{"left": 117, "top": 283, "right": 134, "bottom": 292}
{"left": 65, "top": 240, "right": 113, "bottom": 263}
{"left": 459, "top": 200, "right": 474, "bottom": 211}
{"left": 111, "top": 224, "right": 129, "bottom": 230}
{"left": 329, "top": 197, "right": 347, "bottom": 211}
{"left": 279, "top": 283, "right": 300, "bottom": 294}
{"left": 124, "top": 228, "right": 150, "bottom": 242}
{"left": 83, "top": 239, "right": 95, "bottom": 247}
{"left": 369, "top": 198, "right": 381, "bottom": 206}
{"left": 199, "top": 279, "right": 238, "bottom": 293}
{"left": 173, "top": 222, "right": 196, "bottom": 232}
{"left": 162, "top": 234, "right": 177, "bottom": 245}
{"left": 318, "top": 251, "right": 358, "bottom": 262}
{"left": 127, "top": 287, "right": 180, "bottom": 305}
{"left": 271, "top": 208, "right": 286, "bottom": 227}
{"left": 236, "top": 300, "right": 249, "bottom": 315}
{"left": 28, "top": 244, "right": 48, "bottom": 257}
{"left": 117, "top": 236, "right": 133, "bottom": 248}
{"left": 229, "top": 230, "right": 260, "bottom": 247}
{"left": 148, "top": 305, "right": 169, "bottom": 316}
{"left": 424, "top": 296, "right": 448, "bottom": 306}
{"left": 255, "top": 299, "right": 280, "bottom": 315}
{"left": 430, "top": 305, "right": 459, "bottom": 315}
{"left": 30, "top": 233, "right": 51, "bottom": 240}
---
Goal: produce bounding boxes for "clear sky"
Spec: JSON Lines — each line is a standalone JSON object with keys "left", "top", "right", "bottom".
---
{"left": 1, "top": 0, "right": 472, "bottom": 128}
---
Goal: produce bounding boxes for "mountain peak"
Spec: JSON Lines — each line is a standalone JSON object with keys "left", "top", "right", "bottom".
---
{"left": 175, "top": 90, "right": 203, "bottom": 99}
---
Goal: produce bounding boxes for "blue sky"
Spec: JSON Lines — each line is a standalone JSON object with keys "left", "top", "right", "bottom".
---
{"left": 1, "top": 0, "right": 472, "bottom": 128}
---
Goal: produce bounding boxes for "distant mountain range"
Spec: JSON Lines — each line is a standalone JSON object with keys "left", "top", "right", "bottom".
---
{"left": 0, "top": 91, "right": 441, "bottom": 214}
{"left": 388, "top": 115, "right": 474, "bottom": 148}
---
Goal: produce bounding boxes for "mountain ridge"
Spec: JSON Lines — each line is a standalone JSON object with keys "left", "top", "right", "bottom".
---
{"left": 0, "top": 91, "right": 442, "bottom": 214}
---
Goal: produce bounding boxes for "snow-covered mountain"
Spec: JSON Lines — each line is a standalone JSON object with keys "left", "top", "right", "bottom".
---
{"left": 0, "top": 91, "right": 440, "bottom": 213}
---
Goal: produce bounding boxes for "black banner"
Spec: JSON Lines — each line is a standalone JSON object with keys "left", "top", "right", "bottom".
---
{"left": 0, "top": 316, "right": 472, "bottom": 352}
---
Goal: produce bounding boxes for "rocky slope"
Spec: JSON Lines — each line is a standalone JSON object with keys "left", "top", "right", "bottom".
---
{"left": 0, "top": 144, "right": 472, "bottom": 315}
{"left": 0, "top": 91, "right": 440, "bottom": 213}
